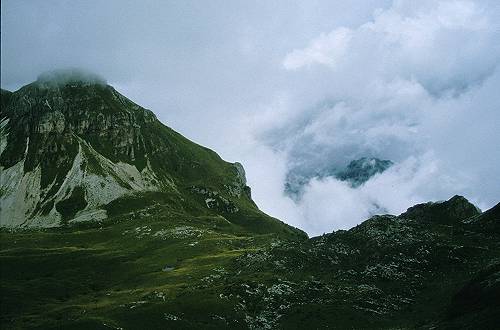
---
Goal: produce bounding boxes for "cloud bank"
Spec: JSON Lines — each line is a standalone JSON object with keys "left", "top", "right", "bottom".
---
{"left": 243, "top": 0, "right": 500, "bottom": 236}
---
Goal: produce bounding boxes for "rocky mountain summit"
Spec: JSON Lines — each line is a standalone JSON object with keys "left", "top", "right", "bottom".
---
{"left": 1, "top": 70, "right": 498, "bottom": 329}
{"left": 0, "top": 69, "right": 302, "bottom": 237}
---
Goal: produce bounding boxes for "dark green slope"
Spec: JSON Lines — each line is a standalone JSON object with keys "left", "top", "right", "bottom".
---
{"left": 229, "top": 196, "right": 500, "bottom": 329}
{"left": 1, "top": 195, "right": 498, "bottom": 329}
{"left": 1, "top": 89, "right": 12, "bottom": 110}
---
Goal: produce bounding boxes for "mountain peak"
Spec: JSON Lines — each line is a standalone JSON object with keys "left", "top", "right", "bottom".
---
{"left": 35, "top": 68, "right": 107, "bottom": 87}
{"left": 336, "top": 157, "right": 393, "bottom": 187}
{"left": 0, "top": 73, "right": 304, "bottom": 239}
{"left": 284, "top": 157, "right": 393, "bottom": 199}
{"left": 400, "top": 195, "right": 481, "bottom": 224}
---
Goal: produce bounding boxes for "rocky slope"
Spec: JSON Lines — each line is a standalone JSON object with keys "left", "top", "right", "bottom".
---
{"left": 0, "top": 70, "right": 303, "bottom": 238}
{"left": 230, "top": 196, "right": 499, "bottom": 329}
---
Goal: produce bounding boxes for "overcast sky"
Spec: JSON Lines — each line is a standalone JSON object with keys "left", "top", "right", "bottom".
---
{"left": 2, "top": 0, "right": 499, "bottom": 236}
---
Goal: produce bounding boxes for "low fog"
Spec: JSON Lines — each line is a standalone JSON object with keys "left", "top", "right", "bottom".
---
{"left": 37, "top": 68, "right": 107, "bottom": 86}
{"left": 2, "top": 0, "right": 499, "bottom": 236}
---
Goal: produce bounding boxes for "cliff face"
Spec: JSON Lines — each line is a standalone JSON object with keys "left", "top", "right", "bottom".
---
{"left": 0, "top": 71, "right": 303, "bottom": 238}
{"left": 1, "top": 81, "right": 159, "bottom": 226}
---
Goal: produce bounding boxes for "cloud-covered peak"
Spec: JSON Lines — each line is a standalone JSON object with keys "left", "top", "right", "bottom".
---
{"left": 36, "top": 68, "right": 107, "bottom": 87}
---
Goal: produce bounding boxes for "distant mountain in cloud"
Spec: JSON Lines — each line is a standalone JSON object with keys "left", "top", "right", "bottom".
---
{"left": 285, "top": 157, "right": 393, "bottom": 200}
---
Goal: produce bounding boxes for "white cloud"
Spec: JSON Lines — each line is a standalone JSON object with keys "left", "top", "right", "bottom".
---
{"left": 283, "top": 27, "right": 352, "bottom": 70}
{"left": 283, "top": 0, "right": 499, "bottom": 95}
{"left": 246, "top": 0, "right": 500, "bottom": 236}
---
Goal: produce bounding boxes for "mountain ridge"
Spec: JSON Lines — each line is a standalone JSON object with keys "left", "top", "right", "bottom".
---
{"left": 0, "top": 71, "right": 304, "bottom": 238}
